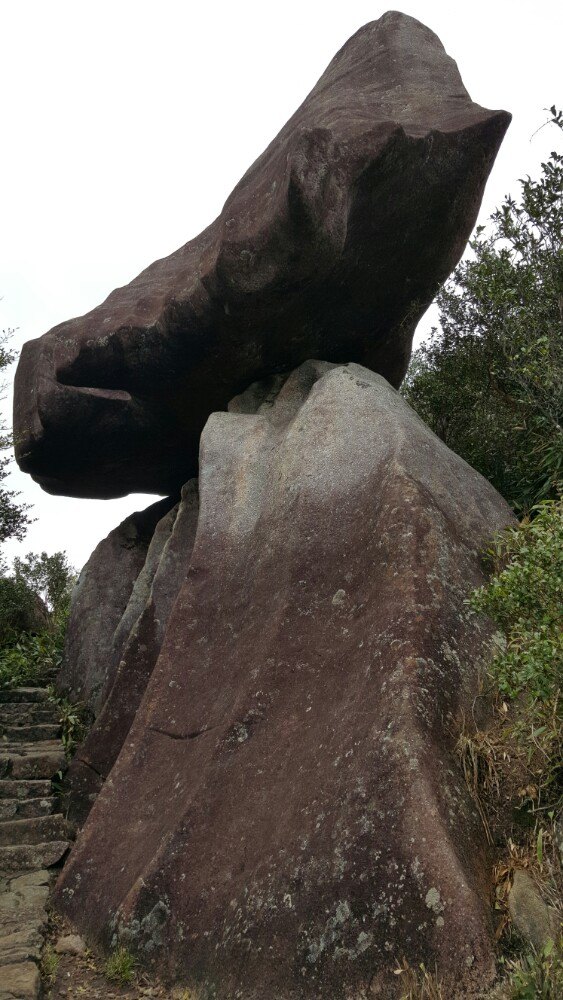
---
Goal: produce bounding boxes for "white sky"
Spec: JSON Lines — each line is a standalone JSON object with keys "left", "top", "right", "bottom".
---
{"left": 1, "top": 0, "right": 561, "bottom": 571}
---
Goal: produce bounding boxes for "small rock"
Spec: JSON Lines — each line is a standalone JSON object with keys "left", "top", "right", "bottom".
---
{"left": 508, "top": 869, "right": 559, "bottom": 950}
{"left": 54, "top": 933, "right": 87, "bottom": 955}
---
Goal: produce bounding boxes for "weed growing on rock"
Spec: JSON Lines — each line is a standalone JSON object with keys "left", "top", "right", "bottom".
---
{"left": 47, "top": 688, "right": 91, "bottom": 757}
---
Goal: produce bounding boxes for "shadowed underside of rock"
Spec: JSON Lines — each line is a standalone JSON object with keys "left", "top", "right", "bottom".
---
{"left": 14, "top": 11, "right": 509, "bottom": 499}
{"left": 53, "top": 362, "right": 514, "bottom": 998}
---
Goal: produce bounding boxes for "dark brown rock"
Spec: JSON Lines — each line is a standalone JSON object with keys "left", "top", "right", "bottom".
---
{"left": 14, "top": 12, "right": 509, "bottom": 499}
{"left": 54, "top": 362, "right": 514, "bottom": 998}
{"left": 57, "top": 496, "right": 176, "bottom": 714}
{"left": 65, "top": 481, "right": 199, "bottom": 823}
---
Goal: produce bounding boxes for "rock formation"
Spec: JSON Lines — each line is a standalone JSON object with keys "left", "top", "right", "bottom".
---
{"left": 59, "top": 496, "right": 176, "bottom": 714}
{"left": 61, "top": 482, "right": 199, "bottom": 823}
{"left": 14, "top": 11, "right": 509, "bottom": 499}
{"left": 53, "top": 363, "right": 514, "bottom": 998}
{"left": 13, "top": 11, "right": 514, "bottom": 999}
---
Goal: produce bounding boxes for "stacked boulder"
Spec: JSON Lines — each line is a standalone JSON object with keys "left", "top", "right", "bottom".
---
{"left": 13, "top": 12, "right": 513, "bottom": 999}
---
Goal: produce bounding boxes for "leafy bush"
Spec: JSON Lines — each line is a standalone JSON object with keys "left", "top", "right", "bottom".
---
{"left": 0, "top": 629, "right": 64, "bottom": 690}
{"left": 471, "top": 499, "right": 562, "bottom": 705}
{"left": 0, "top": 574, "right": 47, "bottom": 647}
{"left": 469, "top": 499, "right": 562, "bottom": 818}
{"left": 499, "top": 940, "right": 563, "bottom": 999}
{"left": 463, "top": 501, "right": 562, "bottom": 995}
{"left": 0, "top": 550, "right": 75, "bottom": 689}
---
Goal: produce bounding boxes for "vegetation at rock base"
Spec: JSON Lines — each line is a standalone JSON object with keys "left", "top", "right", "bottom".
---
{"left": 40, "top": 943, "right": 60, "bottom": 986}
{"left": 496, "top": 941, "right": 563, "bottom": 999}
{"left": 395, "top": 959, "right": 444, "bottom": 998}
{"left": 104, "top": 945, "right": 136, "bottom": 986}
{"left": 403, "top": 107, "right": 563, "bottom": 514}
{"left": 456, "top": 499, "right": 563, "bottom": 996}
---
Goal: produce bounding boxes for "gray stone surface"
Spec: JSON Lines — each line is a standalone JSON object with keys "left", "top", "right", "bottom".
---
{"left": 0, "top": 960, "right": 40, "bottom": 999}
{"left": 0, "top": 689, "right": 68, "bottom": 995}
{"left": 57, "top": 496, "right": 176, "bottom": 714}
{"left": 56, "top": 363, "right": 515, "bottom": 998}
{"left": 508, "top": 869, "right": 560, "bottom": 950}
{"left": 1, "top": 745, "right": 66, "bottom": 781}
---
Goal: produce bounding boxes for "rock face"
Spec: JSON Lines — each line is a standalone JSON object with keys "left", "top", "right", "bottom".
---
{"left": 57, "top": 497, "right": 176, "bottom": 715}
{"left": 64, "top": 481, "right": 199, "bottom": 824}
{"left": 14, "top": 11, "right": 509, "bottom": 499}
{"left": 53, "top": 363, "right": 514, "bottom": 998}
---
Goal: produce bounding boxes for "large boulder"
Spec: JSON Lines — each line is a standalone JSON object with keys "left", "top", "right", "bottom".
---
{"left": 54, "top": 362, "right": 515, "bottom": 998}
{"left": 58, "top": 496, "right": 176, "bottom": 714}
{"left": 14, "top": 11, "right": 509, "bottom": 499}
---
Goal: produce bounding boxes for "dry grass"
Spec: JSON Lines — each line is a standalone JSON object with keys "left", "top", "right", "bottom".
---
{"left": 394, "top": 959, "right": 444, "bottom": 999}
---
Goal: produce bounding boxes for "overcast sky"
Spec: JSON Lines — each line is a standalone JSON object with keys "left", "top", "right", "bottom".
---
{"left": 1, "top": 0, "right": 561, "bottom": 571}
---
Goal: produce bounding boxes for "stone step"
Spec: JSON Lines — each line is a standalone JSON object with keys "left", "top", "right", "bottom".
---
{"left": 0, "top": 724, "right": 61, "bottom": 743}
{"left": 0, "top": 840, "right": 69, "bottom": 873}
{"left": 0, "top": 689, "right": 49, "bottom": 704}
{"left": 0, "top": 744, "right": 65, "bottom": 780}
{"left": 0, "top": 797, "right": 55, "bottom": 821}
{"left": 0, "top": 703, "right": 59, "bottom": 724}
{"left": 0, "top": 959, "right": 40, "bottom": 998}
{"left": 0, "top": 814, "right": 70, "bottom": 847}
{"left": 0, "top": 924, "right": 43, "bottom": 964}
{"left": 0, "top": 781, "right": 52, "bottom": 801}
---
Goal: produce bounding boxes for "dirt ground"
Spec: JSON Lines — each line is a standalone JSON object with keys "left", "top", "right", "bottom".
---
{"left": 42, "top": 912, "right": 186, "bottom": 1000}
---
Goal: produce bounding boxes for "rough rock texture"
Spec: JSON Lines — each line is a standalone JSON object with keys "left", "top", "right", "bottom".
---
{"left": 64, "top": 481, "right": 199, "bottom": 824}
{"left": 54, "top": 363, "right": 514, "bottom": 998}
{"left": 14, "top": 12, "right": 509, "bottom": 499}
{"left": 57, "top": 496, "right": 176, "bottom": 714}
{"left": 508, "top": 870, "right": 560, "bottom": 951}
{"left": 0, "top": 691, "right": 70, "bottom": 1000}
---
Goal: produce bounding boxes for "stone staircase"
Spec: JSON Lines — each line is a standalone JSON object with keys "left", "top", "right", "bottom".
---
{"left": 0, "top": 688, "right": 71, "bottom": 999}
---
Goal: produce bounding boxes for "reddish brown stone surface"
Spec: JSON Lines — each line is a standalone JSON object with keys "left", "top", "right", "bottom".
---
{"left": 54, "top": 363, "right": 514, "bottom": 998}
{"left": 14, "top": 12, "right": 509, "bottom": 499}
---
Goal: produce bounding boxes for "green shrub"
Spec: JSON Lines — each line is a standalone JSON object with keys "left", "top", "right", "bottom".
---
{"left": 0, "top": 629, "right": 64, "bottom": 689}
{"left": 470, "top": 499, "right": 562, "bottom": 704}
{"left": 499, "top": 940, "right": 563, "bottom": 999}
{"left": 0, "top": 575, "right": 46, "bottom": 648}
{"left": 470, "top": 499, "right": 562, "bottom": 816}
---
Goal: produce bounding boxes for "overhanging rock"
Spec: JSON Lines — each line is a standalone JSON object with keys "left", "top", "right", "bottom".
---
{"left": 14, "top": 11, "right": 509, "bottom": 498}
